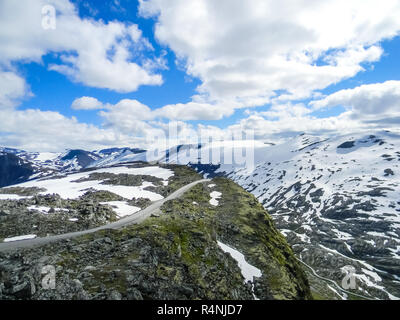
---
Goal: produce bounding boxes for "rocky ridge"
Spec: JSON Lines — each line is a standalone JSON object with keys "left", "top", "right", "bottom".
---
{"left": 0, "top": 175, "right": 311, "bottom": 300}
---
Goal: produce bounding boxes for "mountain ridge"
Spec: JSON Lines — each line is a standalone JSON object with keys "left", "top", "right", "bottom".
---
{"left": 0, "top": 163, "right": 311, "bottom": 300}
{"left": 1, "top": 130, "right": 400, "bottom": 299}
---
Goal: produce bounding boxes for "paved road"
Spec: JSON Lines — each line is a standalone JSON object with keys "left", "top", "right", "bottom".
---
{"left": 0, "top": 179, "right": 211, "bottom": 252}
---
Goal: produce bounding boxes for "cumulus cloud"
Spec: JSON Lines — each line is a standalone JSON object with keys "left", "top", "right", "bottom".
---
{"left": 153, "top": 101, "right": 234, "bottom": 120}
{"left": 3, "top": 0, "right": 400, "bottom": 152}
{"left": 139, "top": 0, "right": 400, "bottom": 109}
{"left": 0, "top": 0, "right": 163, "bottom": 92}
{"left": 256, "top": 103, "right": 312, "bottom": 120}
{"left": 0, "top": 71, "right": 30, "bottom": 108}
{"left": 96, "top": 96, "right": 372, "bottom": 146}
{"left": 310, "top": 80, "right": 400, "bottom": 120}
{"left": 0, "top": 108, "right": 128, "bottom": 151}
{"left": 71, "top": 96, "right": 104, "bottom": 110}
{"left": 87, "top": 97, "right": 234, "bottom": 121}
{"left": 234, "top": 112, "right": 361, "bottom": 138}
{"left": 0, "top": 0, "right": 166, "bottom": 151}
{"left": 99, "top": 99, "right": 155, "bottom": 128}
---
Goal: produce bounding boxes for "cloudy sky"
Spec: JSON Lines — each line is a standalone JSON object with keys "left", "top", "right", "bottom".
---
{"left": 1, "top": 0, "right": 400, "bottom": 151}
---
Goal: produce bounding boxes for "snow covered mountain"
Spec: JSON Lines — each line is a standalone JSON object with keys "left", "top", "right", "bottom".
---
{"left": 127, "top": 131, "right": 400, "bottom": 300}
{"left": 1, "top": 131, "right": 400, "bottom": 299}
{"left": 0, "top": 164, "right": 311, "bottom": 300}
{"left": 0, "top": 147, "right": 147, "bottom": 185}
{"left": 88, "top": 148, "right": 147, "bottom": 168}
{"left": 0, "top": 151, "right": 35, "bottom": 188}
{"left": 231, "top": 132, "right": 400, "bottom": 300}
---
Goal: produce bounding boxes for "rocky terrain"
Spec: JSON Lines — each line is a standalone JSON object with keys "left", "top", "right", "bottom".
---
{"left": 227, "top": 133, "right": 400, "bottom": 300}
{"left": 0, "top": 163, "right": 199, "bottom": 240}
{"left": 139, "top": 131, "right": 400, "bottom": 300}
{"left": 3, "top": 130, "right": 399, "bottom": 300}
{"left": 0, "top": 174, "right": 311, "bottom": 300}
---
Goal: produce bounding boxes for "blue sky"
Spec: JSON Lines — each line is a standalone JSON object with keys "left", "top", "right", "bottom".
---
{"left": 17, "top": 0, "right": 202, "bottom": 126}
{"left": 2, "top": 0, "right": 400, "bottom": 151}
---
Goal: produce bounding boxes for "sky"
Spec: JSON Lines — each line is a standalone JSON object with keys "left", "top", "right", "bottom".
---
{"left": 1, "top": 0, "right": 400, "bottom": 151}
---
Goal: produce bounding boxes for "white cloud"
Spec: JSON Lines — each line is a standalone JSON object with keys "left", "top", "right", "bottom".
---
{"left": 0, "top": 0, "right": 163, "bottom": 92}
{"left": 71, "top": 96, "right": 104, "bottom": 110}
{"left": 311, "top": 80, "right": 400, "bottom": 120}
{"left": 154, "top": 101, "right": 234, "bottom": 120}
{"left": 91, "top": 97, "right": 234, "bottom": 121}
{"left": 99, "top": 99, "right": 155, "bottom": 124}
{"left": 257, "top": 103, "right": 312, "bottom": 120}
{"left": 3, "top": 1, "right": 400, "bottom": 152}
{"left": 139, "top": 0, "right": 400, "bottom": 109}
{"left": 0, "top": 108, "right": 126, "bottom": 152}
{"left": 223, "top": 112, "right": 369, "bottom": 142}
{"left": 0, "top": 0, "right": 168, "bottom": 151}
{"left": 0, "top": 71, "right": 29, "bottom": 108}
{"left": 96, "top": 96, "right": 369, "bottom": 146}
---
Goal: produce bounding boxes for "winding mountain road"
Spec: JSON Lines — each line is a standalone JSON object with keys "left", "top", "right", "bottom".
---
{"left": 296, "top": 257, "right": 375, "bottom": 300}
{"left": 0, "top": 179, "right": 210, "bottom": 252}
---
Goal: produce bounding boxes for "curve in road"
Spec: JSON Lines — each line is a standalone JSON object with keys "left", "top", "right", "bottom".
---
{"left": 0, "top": 179, "right": 211, "bottom": 252}
{"left": 296, "top": 257, "right": 374, "bottom": 300}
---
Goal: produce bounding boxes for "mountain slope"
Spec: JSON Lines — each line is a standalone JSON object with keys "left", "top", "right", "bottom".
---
{"left": 2, "top": 131, "right": 400, "bottom": 299}
{"left": 227, "top": 132, "right": 400, "bottom": 300}
{"left": 0, "top": 152, "right": 34, "bottom": 187}
{"left": 150, "top": 131, "right": 400, "bottom": 299}
{"left": 0, "top": 164, "right": 311, "bottom": 300}
{"left": 0, "top": 147, "right": 148, "bottom": 187}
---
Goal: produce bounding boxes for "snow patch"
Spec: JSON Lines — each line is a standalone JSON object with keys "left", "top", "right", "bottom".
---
{"left": 332, "top": 228, "right": 353, "bottom": 240}
{"left": 3, "top": 234, "right": 37, "bottom": 242}
{"left": 13, "top": 166, "right": 171, "bottom": 200}
{"left": 100, "top": 201, "right": 141, "bottom": 218}
{"left": 217, "top": 241, "right": 262, "bottom": 283}
{"left": 0, "top": 194, "right": 31, "bottom": 200}
{"left": 209, "top": 191, "right": 222, "bottom": 206}
{"left": 34, "top": 152, "right": 60, "bottom": 162}
{"left": 27, "top": 205, "right": 51, "bottom": 214}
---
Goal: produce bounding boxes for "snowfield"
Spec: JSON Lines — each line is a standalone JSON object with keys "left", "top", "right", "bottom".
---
{"left": 3, "top": 234, "right": 37, "bottom": 242}
{"left": 0, "top": 194, "right": 31, "bottom": 200}
{"left": 32, "top": 152, "right": 60, "bottom": 162}
{"left": 11, "top": 166, "right": 173, "bottom": 201}
{"left": 100, "top": 201, "right": 141, "bottom": 218}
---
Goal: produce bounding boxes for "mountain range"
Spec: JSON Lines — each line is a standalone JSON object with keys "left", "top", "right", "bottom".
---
{"left": 1, "top": 130, "right": 399, "bottom": 299}
{"left": 0, "top": 147, "right": 147, "bottom": 187}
